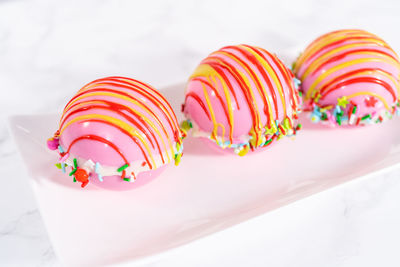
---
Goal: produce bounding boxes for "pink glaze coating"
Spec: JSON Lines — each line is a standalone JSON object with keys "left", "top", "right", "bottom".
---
{"left": 293, "top": 29, "right": 400, "bottom": 126}
{"left": 182, "top": 44, "right": 301, "bottom": 156}
{"left": 48, "top": 77, "right": 183, "bottom": 190}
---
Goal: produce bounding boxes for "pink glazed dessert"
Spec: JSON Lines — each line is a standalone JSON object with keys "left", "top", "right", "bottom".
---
{"left": 293, "top": 29, "right": 400, "bottom": 126}
{"left": 181, "top": 44, "right": 302, "bottom": 156}
{"left": 47, "top": 77, "right": 183, "bottom": 190}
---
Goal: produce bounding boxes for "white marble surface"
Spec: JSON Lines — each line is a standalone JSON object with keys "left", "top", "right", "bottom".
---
{"left": 1, "top": 0, "right": 400, "bottom": 266}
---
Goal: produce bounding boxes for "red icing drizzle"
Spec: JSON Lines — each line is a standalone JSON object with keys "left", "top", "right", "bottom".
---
{"left": 220, "top": 46, "right": 276, "bottom": 125}
{"left": 318, "top": 68, "right": 398, "bottom": 101}
{"left": 311, "top": 47, "right": 399, "bottom": 76}
{"left": 185, "top": 91, "right": 211, "bottom": 120}
{"left": 320, "top": 76, "right": 397, "bottom": 102}
{"left": 66, "top": 135, "right": 129, "bottom": 164}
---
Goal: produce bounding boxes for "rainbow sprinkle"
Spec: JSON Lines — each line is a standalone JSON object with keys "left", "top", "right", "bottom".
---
{"left": 69, "top": 168, "right": 77, "bottom": 176}
{"left": 308, "top": 100, "right": 399, "bottom": 127}
{"left": 117, "top": 163, "right": 129, "bottom": 172}
{"left": 95, "top": 162, "right": 103, "bottom": 182}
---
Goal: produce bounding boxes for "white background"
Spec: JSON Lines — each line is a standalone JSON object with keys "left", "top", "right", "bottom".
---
{"left": 1, "top": 0, "right": 400, "bottom": 266}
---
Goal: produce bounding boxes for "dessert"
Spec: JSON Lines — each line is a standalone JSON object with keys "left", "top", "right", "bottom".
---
{"left": 47, "top": 76, "right": 183, "bottom": 190}
{"left": 293, "top": 29, "right": 400, "bottom": 126}
{"left": 181, "top": 44, "right": 302, "bottom": 156}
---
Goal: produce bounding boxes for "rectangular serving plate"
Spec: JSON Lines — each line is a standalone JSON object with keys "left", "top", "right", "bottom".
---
{"left": 8, "top": 84, "right": 400, "bottom": 266}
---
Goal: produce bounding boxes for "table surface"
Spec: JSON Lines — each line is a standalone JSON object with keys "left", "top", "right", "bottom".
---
{"left": 1, "top": 0, "right": 400, "bottom": 266}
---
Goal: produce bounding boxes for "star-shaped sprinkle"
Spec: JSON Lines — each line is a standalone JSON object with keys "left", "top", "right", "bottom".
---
{"left": 337, "top": 96, "right": 349, "bottom": 108}
{"left": 365, "top": 97, "right": 378, "bottom": 107}
{"left": 265, "top": 124, "right": 277, "bottom": 135}
{"left": 312, "top": 107, "right": 321, "bottom": 117}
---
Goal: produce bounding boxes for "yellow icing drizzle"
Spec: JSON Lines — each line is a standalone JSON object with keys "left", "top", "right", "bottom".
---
{"left": 201, "top": 82, "right": 225, "bottom": 141}
{"left": 60, "top": 114, "right": 157, "bottom": 167}
{"left": 319, "top": 69, "right": 400, "bottom": 99}
{"left": 61, "top": 100, "right": 173, "bottom": 163}
{"left": 215, "top": 50, "right": 275, "bottom": 128}
{"left": 210, "top": 75, "right": 234, "bottom": 141}
{"left": 306, "top": 58, "right": 399, "bottom": 100}
{"left": 241, "top": 45, "right": 288, "bottom": 120}
{"left": 346, "top": 91, "right": 391, "bottom": 110}
{"left": 300, "top": 43, "right": 400, "bottom": 80}
{"left": 294, "top": 31, "right": 392, "bottom": 72}
{"left": 78, "top": 80, "right": 179, "bottom": 131}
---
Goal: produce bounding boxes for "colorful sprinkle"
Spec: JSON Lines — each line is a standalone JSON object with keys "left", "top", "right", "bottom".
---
{"left": 180, "top": 120, "right": 193, "bottom": 131}
{"left": 365, "top": 97, "right": 378, "bottom": 107}
{"left": 95, "top": 162, "right": 100, "bottom": 172}
{"left": 294, "top": 29, "right": 400, "bottom": 127}
{"left": 184, "top": 44, "right": 301, "bottom": 155}
{"left": 117, "top": 163, "right": 129, "bottom": 172}
{"left": 264, "top": 139, "right": 273, "bottom": 146}
{"left": 59, "top": 153, "right": 69, "bottom": 163}
{"left": 95, "top": 162, "right": 103, "bottom": 181}
{"left": 311, "top": 114, "right": 320, "bottom": 123}
{"left": 69, "top": 168, "right": 77, "bottom": 176}
{"left": 361, "top": 114, "right": 372, "bottom": 121}
{"left": 237, "top": 145, "right": 250, "bottom": 157}
{"left": 336, "top": 116, "right": 342, "bottom": 126}
{"left": 337, "top": 96, "right": 349, "bottom": 108}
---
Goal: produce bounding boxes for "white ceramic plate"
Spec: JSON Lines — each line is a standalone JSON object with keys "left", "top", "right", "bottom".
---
{"left": 8, "top": 84, "right": 400, "bottom": 267}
